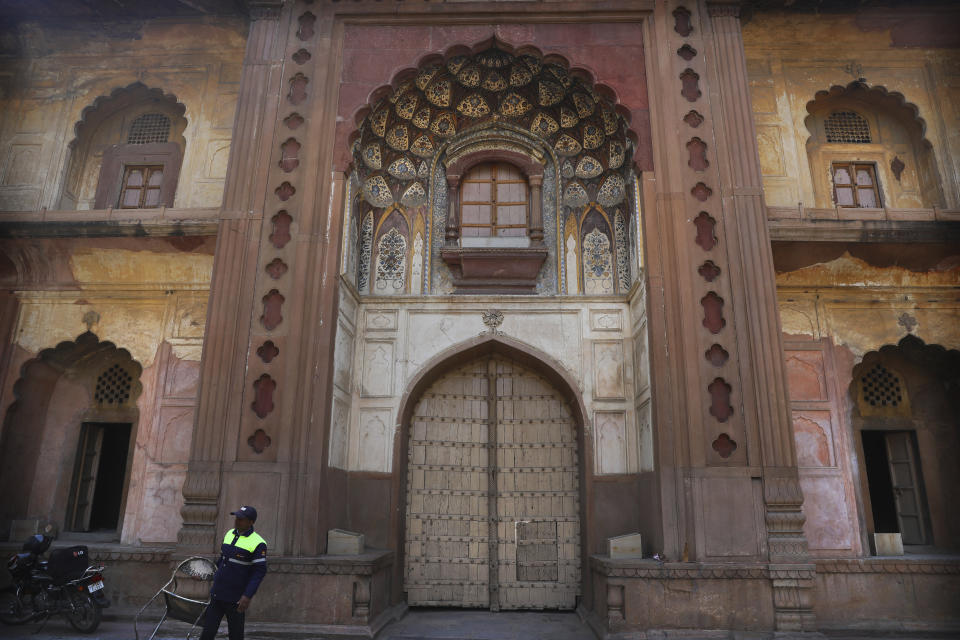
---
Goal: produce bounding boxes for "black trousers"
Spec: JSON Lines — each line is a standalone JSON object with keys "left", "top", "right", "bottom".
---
{"left": 199, "top": 598, "right": 245, "bottom": 640}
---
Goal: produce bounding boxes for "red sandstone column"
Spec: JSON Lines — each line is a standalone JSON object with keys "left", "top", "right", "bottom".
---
{"left": 705, "top": 0, "right": 815, "bottom": 631}
{"left": 177, "top": 1, "right": 286, "bottom": 552}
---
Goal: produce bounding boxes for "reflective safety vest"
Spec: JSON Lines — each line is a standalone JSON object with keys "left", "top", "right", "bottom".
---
{"left": 210, "top": 527, "right": 268, "bottom": 602}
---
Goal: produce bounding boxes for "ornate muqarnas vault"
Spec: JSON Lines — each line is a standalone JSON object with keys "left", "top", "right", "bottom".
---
{"left": 348, "top": 40, "right": 639, "bottom": 296}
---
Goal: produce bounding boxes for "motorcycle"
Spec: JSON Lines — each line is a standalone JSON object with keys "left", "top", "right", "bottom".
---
{"left": 0, "top": 534, "right": 110, "bottom": 633}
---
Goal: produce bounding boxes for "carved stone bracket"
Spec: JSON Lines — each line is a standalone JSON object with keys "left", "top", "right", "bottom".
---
{"left": 606, "top": 582, "right": 625, "bottom": 630}
{"left": 177, "top": 464, "right": 221, "bottom": 551}
{"left": 764, "top": 472, "right": 816, "bottom": 631}
{"left": 353, "top": 578, "right": 371, "bottom": 619}
{"left": 770, "top": 564, "right": 817, "bottom": 632}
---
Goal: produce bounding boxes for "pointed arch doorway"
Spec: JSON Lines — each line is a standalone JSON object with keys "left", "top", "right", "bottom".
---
{"left": 401, "top": 346, "right": 584, "bottom": 611}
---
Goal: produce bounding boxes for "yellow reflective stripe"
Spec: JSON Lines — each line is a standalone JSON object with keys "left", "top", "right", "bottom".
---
{"left": 222, "top": 529, "right": 267, "bottom": 553}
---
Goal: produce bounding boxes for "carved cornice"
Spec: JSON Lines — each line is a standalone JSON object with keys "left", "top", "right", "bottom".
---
{"left": 248, "top": 1, "right": 283, "bottom": 20}
{"left": 707, "top": 1, "right": 741, "bottom": 18}
{"left": 815, "top": 558, "right": 960, "bottom": 575}
{"left": 89, "top": 549, "right": 173, "bottom": 563}
{"left": 269, "top": 552, "right": 395, "bottom": 576}
{"left": 590, "top": 558, "right": 768, "bottom": 580}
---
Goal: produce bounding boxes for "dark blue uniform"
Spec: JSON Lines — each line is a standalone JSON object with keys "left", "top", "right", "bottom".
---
{"left": 199, "top": 527, "right": 267, "bottom": 640}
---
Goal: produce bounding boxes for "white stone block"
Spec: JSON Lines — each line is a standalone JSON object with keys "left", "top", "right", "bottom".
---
{"left": 327, "top": 528, "right": 364, "bottom": 555}
{"left": 873, "top": 532, "right": 903, "bottom": 556}
{"left": 608, "top": 533, "right": 643, "bottom": 559}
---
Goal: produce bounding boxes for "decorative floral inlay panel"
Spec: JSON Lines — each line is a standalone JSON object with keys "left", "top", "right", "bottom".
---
{"left": 583, "top": 228, "right": 614, "bottom": 295}
{"left": 374, "top": 228, "right": 407, "bottom": 294}
{"left": 614, "top": 210, "right": 630, "bottom": 292}
{"left": 357, "top": 212, "right": 373, "bottom": 292}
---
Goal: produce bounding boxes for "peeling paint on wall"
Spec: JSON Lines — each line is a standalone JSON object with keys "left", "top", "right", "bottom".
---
{"left": 70, "top": 249, "right": 213, "bottom": 287}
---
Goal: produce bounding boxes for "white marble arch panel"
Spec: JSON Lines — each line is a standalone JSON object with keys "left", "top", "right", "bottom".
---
{"left": 595, "top": 410, "right": 627, "bottom": 474}
{"left": 589, "top": 309, "right": 623, "bottom": 332}
{"left": 636, "top": 397, "right": 653, "bottom": 473}
{"left": 354, "top": 408, "right": 394, "bottom": 472}
{"left": 633, "top": 321, "right": 650, "bottom": 396}
{"left": 504, "top": 310, "right": 582, "bottom": 379}
{"left": 592, "top": 340, "right": 626, "bottom": 400}
{"left": 328, "top": 394, "right": 350, "bottom": 470}
{"left": 365, "top": 309, "right": 398, "bottom": 332}
{"left": 360, "top": 340, "right": 394, "bottom": 398}
{"left": 402, "top": 308, "right": 584, "bottom": 390}
{"left": 333, "top": 317, "right": 355, "bottom": 394}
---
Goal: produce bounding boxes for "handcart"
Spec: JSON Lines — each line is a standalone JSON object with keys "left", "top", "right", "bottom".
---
{"left": 134, "top": 556, "right": 217, "bottom": 640}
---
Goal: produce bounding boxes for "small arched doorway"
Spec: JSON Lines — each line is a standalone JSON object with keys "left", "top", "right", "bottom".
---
{"left": 398, "top": 341, "right": 587, "bottom": 611}
{"left": 850, "top": 335, "right": 960, "bottom": 551}
{"left": 0, "top": 332, "right": 142, "bottom": 537}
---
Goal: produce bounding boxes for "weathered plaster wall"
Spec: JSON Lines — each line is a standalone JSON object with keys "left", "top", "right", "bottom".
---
{"left": 777, "top": 253, "right": 960, "bottom": 356}
{"left": 743, "top": 10, "right": 960, "bottom": 209}
{"left": 778, "top": 253, "right": 960, "bottom": 557}
{"left": 0, "top": 237, "right": 213, "bottom": 544}
{"left": 0, "top": 17, "right": 246, "bottom": 211}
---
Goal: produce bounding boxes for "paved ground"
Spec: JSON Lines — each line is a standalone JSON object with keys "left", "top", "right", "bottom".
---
{"left": 0, "top": 609, "right": 594, "bottom": 640}
{"left": 0, "top": 609, "right": 957, "bottom": 640}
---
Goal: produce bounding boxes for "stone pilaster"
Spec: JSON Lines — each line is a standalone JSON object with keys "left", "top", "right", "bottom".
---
{"left": 706, "top": 0, "right": 815, "bottom": 630}
{"left": 177, "top": 3, "right": 286, "bottom": 552}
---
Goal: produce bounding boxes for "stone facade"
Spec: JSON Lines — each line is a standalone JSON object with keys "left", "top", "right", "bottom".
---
{"left": 0, "top": 0, "right": 957, "bottom": 636}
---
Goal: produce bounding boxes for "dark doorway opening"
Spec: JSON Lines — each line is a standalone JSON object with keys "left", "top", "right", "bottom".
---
{"left": 68, "top": 422, "right": 132, "bottom": 532}
{"left": 862, "top": 430, "right": 898, "bottom": 534}
{"left": 861, "top": 429, "right": 929, "bottom": 545}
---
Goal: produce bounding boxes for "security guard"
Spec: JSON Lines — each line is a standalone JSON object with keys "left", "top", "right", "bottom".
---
{"left": 199, "top": 506, "right": 267, "bottom": 640}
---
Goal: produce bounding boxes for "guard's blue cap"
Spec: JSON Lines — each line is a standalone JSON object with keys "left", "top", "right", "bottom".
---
{"left": 230, "top": 506, "right": 257, "bottom": 522}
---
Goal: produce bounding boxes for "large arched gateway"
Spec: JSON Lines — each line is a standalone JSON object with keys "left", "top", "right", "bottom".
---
{"left": 5, "top": 1, "right": 960, "bottom": 637}
{"left": 402, "top": 351, "right": 582, "bottom": 610}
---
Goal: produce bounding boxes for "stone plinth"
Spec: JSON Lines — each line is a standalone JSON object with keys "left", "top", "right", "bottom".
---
{"left": 586, "top": 556, "right": 775, "bottom": 636}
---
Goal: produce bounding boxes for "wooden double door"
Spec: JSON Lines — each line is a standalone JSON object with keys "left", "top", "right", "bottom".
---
{"left": 404, "top": 355, "right": 580, "bottom": 610}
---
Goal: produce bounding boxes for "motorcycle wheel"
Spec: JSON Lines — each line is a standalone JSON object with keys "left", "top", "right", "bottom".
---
{"left": 0, "top": 590, "right": 31, "bottom": 625}
{"left": 65, "top": 590, "right": 101, "bottom": 633}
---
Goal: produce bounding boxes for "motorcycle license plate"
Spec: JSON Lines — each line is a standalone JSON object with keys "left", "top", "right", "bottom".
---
{"left": 88, "top": 581, "right": 104, "bottom": 593}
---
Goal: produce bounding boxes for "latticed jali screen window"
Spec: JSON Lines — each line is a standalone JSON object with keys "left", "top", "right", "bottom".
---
{"left": 95, "top": 364, "right": 133, "bottom": 406}
{"left": 861, "top": 364, "right": 903, "bottom": 408}
{"left": 127, "top": 113, "right": 171, "bottom": 144}
{"left": 832, "top": 162, "right": 880, "bottom": 207}
{"left": 825, "top": 111, "right": 871, "bottom": 143}
{"left": 119, "top": 165, "right": 164, "bottom": 208}
{"left": 460, "top": 162, "right": 528, "bottom": 238}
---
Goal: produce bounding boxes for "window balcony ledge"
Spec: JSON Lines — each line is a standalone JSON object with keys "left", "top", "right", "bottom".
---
{"left": 0, "top": 206, "right": 221, "bottom": 238}
{"left": 766, "top": 205, "right": 960, "bottom": 243}
{"left": 440, "top": 246, "right": 548, "bottom": 294}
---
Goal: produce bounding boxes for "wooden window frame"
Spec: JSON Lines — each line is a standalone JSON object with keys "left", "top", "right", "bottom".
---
{"left": 831, "top": 161, "right": 882, "bottom": 208}
{"left": 459, "top": 162, "right": 530, "bottom": 239}
{"left": 94, "top": 142, "right": 182, "bottom": 209}
{"left": 118, "top": 165, "right": 165, "bottom": 209}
